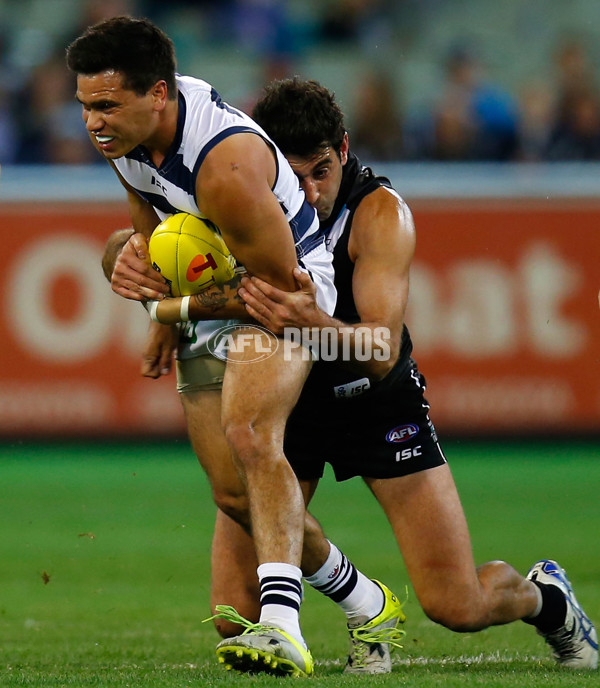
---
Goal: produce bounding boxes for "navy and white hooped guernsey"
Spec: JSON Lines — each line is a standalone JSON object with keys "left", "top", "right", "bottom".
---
{"left": 113, "top": 75, "right": 336, "bottom": 358}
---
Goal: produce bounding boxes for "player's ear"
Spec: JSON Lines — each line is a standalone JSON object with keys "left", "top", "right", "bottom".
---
{"left": 150, "top": 80, "right": 168, "bottom": 110}
{"left": 340, "top": 133, "right": 349, "bottom": 165}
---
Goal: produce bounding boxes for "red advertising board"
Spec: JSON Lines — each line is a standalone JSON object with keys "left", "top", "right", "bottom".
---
{"left": 1, "top": 199, "right": 599, "bottom": 437}
{"left": 407, "top": 199, "right": 600, "bottom": 434}
{"left": 0, "top": 202, "right": 186, "bottom": 438}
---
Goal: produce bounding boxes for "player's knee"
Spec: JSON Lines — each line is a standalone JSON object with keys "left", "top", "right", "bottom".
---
{"left": 223, "top": 420, "right": 260, "bottom": 466}
{"left": 420, "top": 592, "right": 488, "bottom": 632}
{"left": 212, "top": 490, "right": 250, "bottom": 527}
{"left": 223, "top": 417, "right": 279, "bottom": 468}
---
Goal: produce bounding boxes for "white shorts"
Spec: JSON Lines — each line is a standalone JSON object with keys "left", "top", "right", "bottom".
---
{"left": 176, "top": 354, "right": 226, "bottom": 392}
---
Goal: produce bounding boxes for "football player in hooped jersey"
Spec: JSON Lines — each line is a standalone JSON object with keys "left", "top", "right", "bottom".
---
{"left": 67, "top": 17, "right": 406, "bottom": 678}
{"left": 66, "top": 16, "right": 339, "bottom": 677}
{"left": 117, "top": 76, "right": 598, "bottom": 672}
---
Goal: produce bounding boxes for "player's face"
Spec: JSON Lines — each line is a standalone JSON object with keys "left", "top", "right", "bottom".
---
{"left": 75, "top": 71, "right": 166, "bottom": 159}
{"left": 287, "top": 134, "right": 349, "bottom": 221}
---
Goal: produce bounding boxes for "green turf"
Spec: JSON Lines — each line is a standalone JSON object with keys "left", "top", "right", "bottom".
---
{"left": 0, "top": 439, "right": 598, "bottom": 686}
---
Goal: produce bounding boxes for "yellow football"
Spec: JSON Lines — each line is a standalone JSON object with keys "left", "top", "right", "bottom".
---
{"left": 148, "top": 213, "right": 237, "bottom": 296}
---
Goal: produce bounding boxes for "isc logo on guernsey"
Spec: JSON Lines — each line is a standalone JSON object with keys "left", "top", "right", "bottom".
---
{"left": 386, "top": 423, "right": 419, "bottom": 443}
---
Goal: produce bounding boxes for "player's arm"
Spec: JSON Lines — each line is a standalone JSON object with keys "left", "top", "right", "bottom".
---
{"left": 145, "top": 271, "right": 250, "bottom": 324}
{"left": 195, "top": 133, "right": 298, "bottom": 292}
{"left": 102, "top": 228, "right": 135, "bottom": 281}
{"left": 342, "top": 187, "right": 414, "bottom": 378}
{"left": 103, "top": 166, "right": 176, "bottom": 378}
{"left": 241, "top": 187, "right": 414, "bottom": 380}
{"left": 104, "top": 165, "right": 170, "bottom": 301}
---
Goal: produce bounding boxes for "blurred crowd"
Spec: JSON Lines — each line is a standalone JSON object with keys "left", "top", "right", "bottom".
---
{"left": 1, "top": 0, "right": 600, "bottom": 165}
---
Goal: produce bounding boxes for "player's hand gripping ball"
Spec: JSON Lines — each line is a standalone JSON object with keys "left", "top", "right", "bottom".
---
{"left": 149, "top": 213, "right": 237, "bottom": 296}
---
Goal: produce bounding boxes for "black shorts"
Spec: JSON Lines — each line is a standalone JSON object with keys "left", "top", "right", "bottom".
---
{"left": 284, "top": 358, "right": 447, "bottom": 482}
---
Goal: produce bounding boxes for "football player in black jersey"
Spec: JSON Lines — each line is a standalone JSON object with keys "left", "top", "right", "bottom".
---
{"left": 231, "top": 78, "right": 598, "bottom": 671}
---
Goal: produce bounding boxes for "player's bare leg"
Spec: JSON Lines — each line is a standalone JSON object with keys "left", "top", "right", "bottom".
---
{"left": 365, "top": 464, "right": 540, "bottom": 630}
{"left": 211, "top": 509, "right": 260, "bottom": 637}
{"left": 366, "top": 464, "right": 598, "bottom": 668}
{"left": 186, "top": 391, "right": 316, "bottom": 639}
{"left": 220, "top": 333, "right": 310, "bottom": 568}
{"left": 181, "top": 389, "right": 251, "bottom": 527}
{"left": 216, "top": 332, "right": 314, "bottom": 675}
{"left": 180, "top": 389, "right": 259, "bottom": 639}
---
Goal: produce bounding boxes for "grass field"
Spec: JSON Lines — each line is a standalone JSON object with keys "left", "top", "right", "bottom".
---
{"left": 1, "top": 439, "right": 598, "bottom": 687}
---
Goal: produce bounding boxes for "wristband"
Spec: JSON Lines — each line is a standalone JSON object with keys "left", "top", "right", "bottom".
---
{"left": 180, "top": 295, "right": 191, "bottom": 322}
{"left": 144, "top": 300, "right": 160, "bottom": 322}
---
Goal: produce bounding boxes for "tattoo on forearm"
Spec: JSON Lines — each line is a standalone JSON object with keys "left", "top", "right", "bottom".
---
{"left": 192, "top": 275, "right": 244, "bottom": 313}
{"left": 195, "top": 289, "right": 227, "bottom": 312}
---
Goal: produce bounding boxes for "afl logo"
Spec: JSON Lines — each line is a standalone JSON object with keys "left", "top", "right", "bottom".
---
{"left": 386, "top": 424, "right": 419, "bottom": 443}
{"left": 207, "top": 324, "right": 279, "bottom": 364}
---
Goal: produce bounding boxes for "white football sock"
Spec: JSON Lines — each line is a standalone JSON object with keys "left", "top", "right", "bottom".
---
{"left": 304, "top": 541, "right": 384, "bottom": 625}
{"left": 257, "top": 562, "right": 305, "bottom": 646}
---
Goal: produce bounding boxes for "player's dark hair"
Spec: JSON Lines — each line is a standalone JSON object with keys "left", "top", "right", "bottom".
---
{"left": 252, "top": 78, "right": 346, "bottom": 157}
{"left": 66, "top": 16, "right": 177, "bottom": 98}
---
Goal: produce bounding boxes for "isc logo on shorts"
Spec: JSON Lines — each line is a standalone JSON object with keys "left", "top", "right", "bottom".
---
{"left": 385, "top": 423, "right": 419, "bottom": 443}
